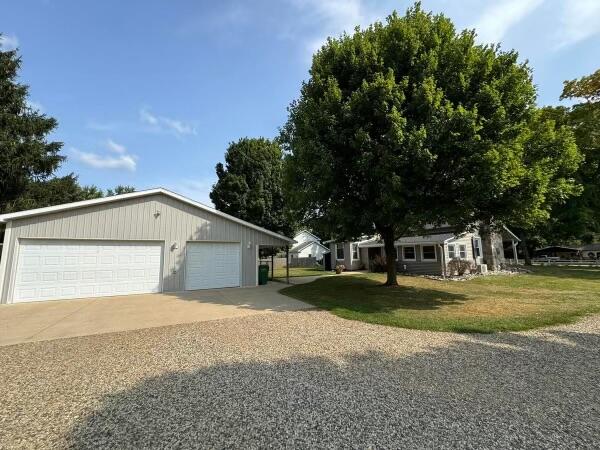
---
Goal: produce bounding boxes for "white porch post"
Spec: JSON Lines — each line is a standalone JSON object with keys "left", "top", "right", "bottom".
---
{"left": 285, "top": 245, "right": 290, "bottom": 284}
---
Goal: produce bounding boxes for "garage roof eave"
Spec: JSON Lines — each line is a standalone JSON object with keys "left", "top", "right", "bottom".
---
{"left": 0, "top": 188, "right": 295, "bottom": 244}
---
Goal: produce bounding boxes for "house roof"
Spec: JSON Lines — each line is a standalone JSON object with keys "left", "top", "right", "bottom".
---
{"left": 0, "top": 188, "right": 294, "bottom": 243}
{"left": 290, "top": 240, "right": 330, "bottom": 253}
{"left": 502, "top": 226, "right": 521, "bottom": 242}
{"left": 293, "top": 229, "right": 322, "bottom": 243}
{"left": 581, "top": 243, "right": 600, "bottom": 251}
{"left": 357, "top": 233, "right": 459, "bottom": 248}
{"left": 535, "top": 246, "right": 580, "bottom": 253}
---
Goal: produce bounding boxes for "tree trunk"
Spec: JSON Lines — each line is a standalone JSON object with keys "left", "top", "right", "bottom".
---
{"left": 479, "top": 221, "right": 505, "bottom": 271}
{"left": 380, "top": 227, "right": 398, "bottom": 286}
{"left": 519, "top": 233, "right": 532, "bottom": 266}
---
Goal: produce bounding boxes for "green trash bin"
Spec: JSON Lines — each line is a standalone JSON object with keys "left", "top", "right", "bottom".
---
{"left": 258, "top": 264, "right": 270, "bottom": 285}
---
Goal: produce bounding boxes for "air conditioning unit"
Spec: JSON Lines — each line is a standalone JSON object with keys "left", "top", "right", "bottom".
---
{"left": 477, "top": 264, "right": 488, "bottom": 274}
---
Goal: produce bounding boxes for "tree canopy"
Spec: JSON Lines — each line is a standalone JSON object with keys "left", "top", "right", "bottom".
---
{"left": 0, "top": 39, "right": 63, "bottom": 212}
{"left": 561, "top": 69, "right": 600, "bottom": 103}
{"left": 534, "top": 68, "right": 600, "bottom": 245}
{"left": 106, "top": 185, "right": 136, "bottom": 196}
{"left": 282, "top": 4, "right": 581, "bottom": 284}
{"left": 210, "top": 137, "right": 291, "bottom": 236}
{"left": 6, "top": 174, "right": 104, "bottom": 212}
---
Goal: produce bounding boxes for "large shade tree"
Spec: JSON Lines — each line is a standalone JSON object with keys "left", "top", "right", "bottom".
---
{"left": 282, "top": 4, "right": 581, "bottom": 284}
{"left": 210, "top": 137, "right": 291, "bottom": 236}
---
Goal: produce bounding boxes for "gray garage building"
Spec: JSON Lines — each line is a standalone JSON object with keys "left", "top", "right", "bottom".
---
{"left": 0, "top": 188, "right": 293, "bottom": 304}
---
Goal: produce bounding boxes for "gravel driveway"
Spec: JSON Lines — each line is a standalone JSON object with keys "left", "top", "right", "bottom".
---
{"left": 1, "top": 310, "right": 598, "bottom": 449}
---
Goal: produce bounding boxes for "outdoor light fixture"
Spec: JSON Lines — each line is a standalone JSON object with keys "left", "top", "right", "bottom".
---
{"left": 247, "top": 241, "right": 252, "bottom": 249}
{"left": 171, "top": 242, "right": 179, "bottom": 251}
{"left": 154, "top": 210, "right": 161, "bottom": 218}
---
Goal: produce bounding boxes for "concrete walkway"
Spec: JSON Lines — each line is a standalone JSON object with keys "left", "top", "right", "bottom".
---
{"left": 0, "top": 282, "right": 313, "bottom": 346}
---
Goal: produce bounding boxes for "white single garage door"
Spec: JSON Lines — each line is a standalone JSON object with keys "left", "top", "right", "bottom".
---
{"left": 185, "top": 242, "right": 240, "bottom": 290}
{"left": 13, "top": 240, "right": 163, "bottom": 303}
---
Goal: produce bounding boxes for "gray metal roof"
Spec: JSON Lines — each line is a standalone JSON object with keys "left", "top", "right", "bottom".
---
{"left": 358, "top": 233, "right": 459, "bottom": 248}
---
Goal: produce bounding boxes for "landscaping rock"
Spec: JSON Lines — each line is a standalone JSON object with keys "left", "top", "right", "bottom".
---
{"left": 0, "top": 311, "right": 597, "bottom": 449}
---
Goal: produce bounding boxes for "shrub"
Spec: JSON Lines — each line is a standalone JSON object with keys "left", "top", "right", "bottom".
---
{"left": 371, "top": 254, "right": 387, "bottom": 273}
{"left": 447, "top": 258, "right": 475, "bottom": 276}
{"left": 335, "top": 264, "right": 345, "bottom": 274}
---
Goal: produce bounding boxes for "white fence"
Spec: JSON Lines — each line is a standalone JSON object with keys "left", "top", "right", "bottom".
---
{"left": 532, "top": 258, "right": 600, "bottom": 266}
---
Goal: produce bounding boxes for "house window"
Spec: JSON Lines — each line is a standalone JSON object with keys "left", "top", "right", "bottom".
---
{"left": 459, "top": 244, "right": 467, "bottom": 259}
{"left": 448, "top": 244, "right": 456, "bottom": 259}
{"left": 336, "top": 245, "right": 344, "bottom": 260}
{"left": 422, "top": 245, "right": 436, "bottom": 261}
{"left": 352, "top": 244, "right": 358, "bottom": 259}
{"left": 403, "top": 245, "right": 416, "bottom": 261}
{"left": 473, "top": 238, "right": 481, "bottom": 258}
{"left": 308, "top": 254, "right": 311, "bottom": 258}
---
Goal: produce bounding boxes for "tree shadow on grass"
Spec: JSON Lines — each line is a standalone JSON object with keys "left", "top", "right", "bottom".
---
{"left": 66, "top": 328, "right": 599, "bottom": 449}
{"left": 284, "top": 275, "right": 468, "bottom": 313}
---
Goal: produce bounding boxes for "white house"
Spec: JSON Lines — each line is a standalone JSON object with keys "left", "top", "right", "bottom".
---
{"left": 289, "top": 230, "right": 329, "bottom": 262}
{"left": 327, "top": 225, "right": 520, "bottom": 274}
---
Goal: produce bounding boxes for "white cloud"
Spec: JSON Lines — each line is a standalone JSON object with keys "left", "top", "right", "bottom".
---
{"left": 139, "top": 107, "right": 196, "bottom": 137}
{"left": 472, "top": 0, "right": 545, "bottom": 44}
{"left": 161, "top": 117, "right": 195, "bottom": 135}
{"left": 555, "top": 0, "right": 600, "bottom": 48}
{"left": 287, "top": 0, "right": 383, "bottom": 54}
{"left": 0, "top": 34, "right": 19, "bottom": 51}
{"left": 139, "top": 108, "right": 159, "bottom": 126}
{"left": 72, "top": 147, "right": 137, "bottom": 172}
{"left": 106, "top": 139, "right": 126, "bottom": 154}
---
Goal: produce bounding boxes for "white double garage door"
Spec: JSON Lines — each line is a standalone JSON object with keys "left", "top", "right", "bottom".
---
{"left": 12, "top": 240, "right": 241, "bottom": 303}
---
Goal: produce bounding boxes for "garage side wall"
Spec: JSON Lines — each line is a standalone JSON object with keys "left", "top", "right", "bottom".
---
{"left": 0, "top": 194, "right": 288, "bottom": 303}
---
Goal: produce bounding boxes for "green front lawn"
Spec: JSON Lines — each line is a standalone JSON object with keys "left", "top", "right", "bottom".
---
{"left": 280, "top": 266, "right": 600, "bottom": 333}
{"left": 273, "top": 266, "right": 329, "bottom": 278}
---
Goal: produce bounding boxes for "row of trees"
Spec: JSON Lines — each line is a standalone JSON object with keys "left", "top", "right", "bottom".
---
{"left": 0, "top": 41, "right": 134, "bottom": 215}
{"left": 513, "top": 70, "right": 600, "bottom": 261}
{"left": 211, "top": 4, "right": 598, "bottom": 284}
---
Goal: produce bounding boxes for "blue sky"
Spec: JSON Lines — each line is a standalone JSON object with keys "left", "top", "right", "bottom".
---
{"left": 2, "top": 0, "right": 599, "bottom": 205}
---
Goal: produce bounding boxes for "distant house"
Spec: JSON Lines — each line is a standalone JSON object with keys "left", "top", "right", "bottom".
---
{"left": 580, "top": 243, "right": 600, "bottom": 259}
{"left": 289, "top": 230, "right": 329, "bottom": 262}
{"left": 533, "top": 246, "right": 580, "bottom": 260}
{"left": 326, "top": 225, "right": 520, "bottom": 275}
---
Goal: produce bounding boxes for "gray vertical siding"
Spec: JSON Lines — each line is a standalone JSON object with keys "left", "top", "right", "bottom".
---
{"left": 396, "top": 244, "right": 444, "bottom": 275}
{"left": 329, "top": 241, "right": 362, "bottom": 270}
{"left": 1, "top": 194, "right": 290, "bottom": 303}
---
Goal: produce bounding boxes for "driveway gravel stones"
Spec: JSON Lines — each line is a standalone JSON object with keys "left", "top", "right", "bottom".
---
{"left": 0, "top": 311, "right": 598, "bottom": 449}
